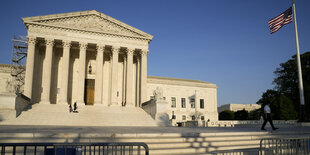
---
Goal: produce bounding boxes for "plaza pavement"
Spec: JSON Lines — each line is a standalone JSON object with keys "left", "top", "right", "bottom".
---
{"left": 1, "top": 125, "right": 310, "bottom": 154}
{"left": 0, "top": 125, "right": 309, "bottom": 134}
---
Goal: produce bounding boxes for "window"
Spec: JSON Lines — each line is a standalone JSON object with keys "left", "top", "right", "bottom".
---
{"left": 181, "top": 98, "right": 186, "bottom": 108}
{"left": 172, "top": 114, "right": 176, "bottom": 119}
{"left": 171, "top": 97, "right": 176, "bottom": 108}
{"left": 201, "top": 116, "right": 205, "bottom": 121}
{"left": 200, "top": 99, "right": 204, "bottom": 109}
{"left": 190, "top": 98, "right": 195, "bottom": 108}
{"left": 182, "top": 115, "right": 186, "bottom": 120}
{"left": 192, "top": 116, "right": 195, "bottom": 121}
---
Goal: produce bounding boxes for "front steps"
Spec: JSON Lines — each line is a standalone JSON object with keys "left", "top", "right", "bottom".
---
{"left": 1, "top": 130, "right": 310, "bottom": 155}
{"left": 0, "top": 103, "right": 158, "bottom": 126}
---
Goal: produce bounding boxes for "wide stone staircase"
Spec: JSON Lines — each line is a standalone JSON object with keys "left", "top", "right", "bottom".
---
{"left": 0, "top": 103, "right": 158, "bottom": 126}
{"left": 1, "top": 130, "right": 310, "bottom": 155}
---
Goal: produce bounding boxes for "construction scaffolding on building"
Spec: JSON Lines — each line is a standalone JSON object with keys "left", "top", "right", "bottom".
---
{"left": 11, "top": 35, "right": 27, "bottom": 94}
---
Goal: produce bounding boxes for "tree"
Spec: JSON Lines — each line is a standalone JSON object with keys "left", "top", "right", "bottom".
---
{"left": 257, "top": 52, "right": 310, "bottom": 120}
{"left": 272, "top": 52, "right": 310, "bottom": 120}
{"left": 257, "top": 89, "right": 297, "bottom": 120}
{"left": 248, "top": 109, "right": 261, "bottom": 120}
{"left": 235, "top": 109, "right": 248, "bottom": 120}
{"left": 219, "top": 110, "right": 234, "bottom": 120}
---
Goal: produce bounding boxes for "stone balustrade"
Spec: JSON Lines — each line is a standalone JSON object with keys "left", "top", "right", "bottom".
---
{"left": 207, "top": 120, "right": 298, "bottom": 127}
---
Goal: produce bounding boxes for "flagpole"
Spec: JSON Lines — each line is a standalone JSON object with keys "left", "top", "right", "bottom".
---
{"left": 292, "top": 0, "right": 305, "bottom": 121}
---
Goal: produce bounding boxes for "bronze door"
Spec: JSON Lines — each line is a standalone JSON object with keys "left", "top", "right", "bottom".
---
{"left": 85, "top": 79, "right": 95, "bottom": 105}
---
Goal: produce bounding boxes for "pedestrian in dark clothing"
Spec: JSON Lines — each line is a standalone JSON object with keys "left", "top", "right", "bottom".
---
{"left": 73, "top": 102, "right": 78, "bottom": 113}
{"left": 261, "top": 103, "right": 278, "bottom": 131}
{"left": 69, "top": 103, "right": 73, "bottom": 113}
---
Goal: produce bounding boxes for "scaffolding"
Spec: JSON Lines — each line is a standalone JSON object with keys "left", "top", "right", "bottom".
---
{"left": 11, "top": 35, "right": 27, "bottom": 94}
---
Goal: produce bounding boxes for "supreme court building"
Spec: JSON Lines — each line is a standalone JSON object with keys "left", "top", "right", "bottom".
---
{"left": 23, "top": 10, "right": 152, "bottom": 107}
{"left": 0, "top": 10, "right": 218, "bottom": 125}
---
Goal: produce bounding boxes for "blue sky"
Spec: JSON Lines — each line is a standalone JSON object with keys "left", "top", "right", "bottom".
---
{"left": 1, "top": 0, "right": 310, "bottom": 106}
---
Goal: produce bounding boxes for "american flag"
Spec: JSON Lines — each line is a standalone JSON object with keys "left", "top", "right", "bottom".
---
{"left": 268, "top": 7, "right": 293, "bottom": 34}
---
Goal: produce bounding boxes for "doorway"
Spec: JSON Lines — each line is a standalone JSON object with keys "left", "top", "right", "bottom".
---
{"left": 85, "top": 79, "right": 95, "bottom": 105}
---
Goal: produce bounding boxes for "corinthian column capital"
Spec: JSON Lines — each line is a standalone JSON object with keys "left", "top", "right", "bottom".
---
{"left": 45, "top": 38, "right": 54, "bottom": 47}
{"left": 27, "top": 36, "right": 37, "bottom": 45}
{"left": 140, "top": 49, "right": 149, "bottom": 56}
{"left": 96, "top": 44, "right": 105, "bottom": 53}
{"left": 79, "top": 42, "right": 88, "bottom": 51}
{"left": 111, "top": 46, "right": 120, "bottom": 55}
{"left": 62, "top": 40, "right": 72, "bottom": 48}
{"left": 126, "top": 48, "right": 135, "bottom": 56}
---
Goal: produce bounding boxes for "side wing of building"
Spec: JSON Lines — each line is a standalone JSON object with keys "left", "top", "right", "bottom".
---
{"left": 147, "top": 76, "right": 218, "bottom": 124}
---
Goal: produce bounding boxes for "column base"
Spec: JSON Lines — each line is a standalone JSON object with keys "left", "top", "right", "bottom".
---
{"left": 58, "top": 100, "right": 69, "bottom": 105}
{"left": 125, "top": 102, "right": 134, "bottom": 107}
{"left": 109, "top": 102, "right": 119, "bottom": 106}
{"left": 94, "top": 101, "right": 102, "bottom": 104}
{"left": 39, "top": 100, "right": 51, "bottom": 104}
{"left": 76, "top": 100, "right": 85, "bottom": 105}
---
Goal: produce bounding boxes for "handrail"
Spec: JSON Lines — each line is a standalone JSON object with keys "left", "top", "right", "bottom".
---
{"left": 259, "top": 137, "right": 310, "bottom": 155}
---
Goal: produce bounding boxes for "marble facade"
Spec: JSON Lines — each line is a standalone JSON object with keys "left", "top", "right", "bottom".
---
{"left": 22, "top": 10, "right": 152, "bottom": 107}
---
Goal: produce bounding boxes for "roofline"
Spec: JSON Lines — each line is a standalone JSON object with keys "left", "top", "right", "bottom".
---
{"left": 147, "top": 76, "right": 217, "bottom": 88}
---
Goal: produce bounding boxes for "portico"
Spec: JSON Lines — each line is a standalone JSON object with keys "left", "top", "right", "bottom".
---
{"left": 22, "top": 10, "right": 153, "bottom": 107}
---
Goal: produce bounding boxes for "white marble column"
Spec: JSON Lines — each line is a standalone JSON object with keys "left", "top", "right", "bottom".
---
{"left": 41, "top": 38, "right": 54, "bottom": 104}
{"left": 122, "top": 54, "right": 127, "bottom": 106}
{"left": 24, "top": 36, "right": 36, "bottom": 99}
{"left": 95, "top": 45, "right": 105, "bottom": 104}
{"left": 77, "top": 42, "right": 88, "bottom": 104}
{"left": 136, "top": 56, "right": 141, "bottom": 107}
{"left": 59, "top": 40, "right": 71, "bottom": 104}
{"left": 140, "top": 49, "right": 148, "bottom": 104}
{"left": 110, "top": 46, "right": 120, "bottom": 106}
{"left": 126, "top": 48, "right": 134, "bottom": 106}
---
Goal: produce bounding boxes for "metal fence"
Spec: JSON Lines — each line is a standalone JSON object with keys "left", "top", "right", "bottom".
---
{"left": 260, "top": 138, "right": 310, "bottom": 155}
{"left": 0, "top": 143, "right": 149, "bottom": 155}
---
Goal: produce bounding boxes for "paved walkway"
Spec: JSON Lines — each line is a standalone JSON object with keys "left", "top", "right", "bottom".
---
{"left": 0, "top": 125, "right": 309, "bottom": 134}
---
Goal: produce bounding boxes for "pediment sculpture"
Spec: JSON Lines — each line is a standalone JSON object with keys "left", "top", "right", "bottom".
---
{"left": 23, "top": 10, "right": 153, "bottom": 40}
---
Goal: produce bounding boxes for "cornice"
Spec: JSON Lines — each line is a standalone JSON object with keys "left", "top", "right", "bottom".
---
{"left": 147, "top": 76, "right": 217, "bottom": 88}
{"left": 0, "top": 64, "right": 21, "bottom": 73}
{"left": 27, "top": 22, "right": 151, "bottom": 42}
{"left": 22, "top": 10, "right": 153, "bottom": 41}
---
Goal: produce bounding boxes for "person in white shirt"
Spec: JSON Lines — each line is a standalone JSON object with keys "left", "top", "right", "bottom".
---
{"left": 261, "top": 103, "right": 278, "bottom": 130}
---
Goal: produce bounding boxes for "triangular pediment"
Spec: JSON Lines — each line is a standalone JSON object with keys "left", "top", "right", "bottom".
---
{"left": 22, "top": 10, "right": 153, "bottom": 40}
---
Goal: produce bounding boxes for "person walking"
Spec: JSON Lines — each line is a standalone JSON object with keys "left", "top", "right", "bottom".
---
{"left": 73, "top": 102, "right": 79, "bottom": 113}
{"left": 261, "top": 103, "right": 278, "bottom": 131}
{"left": 69, "top": 103, "right": 73, "bottom": 113}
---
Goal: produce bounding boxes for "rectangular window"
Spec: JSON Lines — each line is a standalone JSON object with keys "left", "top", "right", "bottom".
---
{"left": 201, "top": 116, "right": 205, "bottom": 120}
{"left": 200, "top": 99, "right": 204, "bottom": 109}
{"left": 192, "top": 116, "right": 196, "bottom": 121}
{"left": 181, "top": 98, "right": 186, "bottom": 108}
{"left": 190, "top": 98, "right": 195, "bottom": 108}
{"left": 171, "top": 97, "right": 176, "bottom": 108}
{"left": 182, "top": 115, "right": 186, "bottom": 120}
{"left": 172, "top": 114, "right": 176, "bottom": 119}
